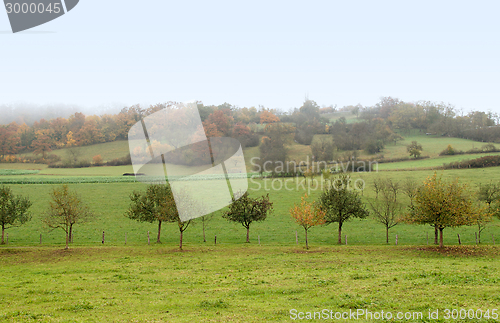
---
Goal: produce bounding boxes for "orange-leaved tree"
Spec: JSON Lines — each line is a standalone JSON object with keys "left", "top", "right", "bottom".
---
{"left": 406, "top": 172, "right": 485, "bottom": 248}
{"left": 290, "top": 194, "right": 325, "bottom": 249}
{"left": 259, "top": 110, "right": 280, "bottom": 124}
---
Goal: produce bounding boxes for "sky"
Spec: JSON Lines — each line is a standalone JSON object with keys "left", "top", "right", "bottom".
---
{"left": 1, "top": 0, "right": 500, "bottom": 114}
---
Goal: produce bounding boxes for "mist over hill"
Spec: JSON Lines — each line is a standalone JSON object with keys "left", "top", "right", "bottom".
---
{"left": 0, "top": 102, "right": 125, "bottom": 125}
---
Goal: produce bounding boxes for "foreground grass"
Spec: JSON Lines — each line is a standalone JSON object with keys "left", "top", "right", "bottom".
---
{"left": 1, "top": 245, "right": 499, "bottom": 322}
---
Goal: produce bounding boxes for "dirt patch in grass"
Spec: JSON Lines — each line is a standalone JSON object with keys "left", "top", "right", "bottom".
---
{"left": 406, "top": 245, "right": 500, "bottom": 257}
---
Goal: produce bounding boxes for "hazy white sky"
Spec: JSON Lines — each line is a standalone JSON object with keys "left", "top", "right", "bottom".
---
{"left": 1, "top": 0, "right": 499, "bottom": 113}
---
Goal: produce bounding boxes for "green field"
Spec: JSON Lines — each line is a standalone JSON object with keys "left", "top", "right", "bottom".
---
{"left": 1, "top": 245, "right": 499, "bottom": 322}
{"left": 3, "top": 137, "right": 500, "bottom": 322}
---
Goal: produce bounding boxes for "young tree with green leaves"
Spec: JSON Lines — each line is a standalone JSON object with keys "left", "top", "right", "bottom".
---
{"left": 127, "top": 184, "right": 177, "bottom": 244}
{"left": 127, "top": 184, "right": 194, "bottom": 249}
{"left": 407, "top": 141, "right": 423, "bottom": 158}
{"left": 406, "top": 173, "right": 483, "bottom": 248}
{"left": 0, "top": 186, "right": 32, "bottom": 244}
{"left": 223, "top": 192, "right": 273, "bottom": 243}
{"left": 477, "top": 181, "right": 500, "bottom": 216}
{"left": 476, "top": 181, "right": 500, "bottom": 242}
{"left": 318, "top": 174, "right": 369, "bottom": 244}
{"left": 289, "top": 194, "right": 325, "bottom": 249}
{"left": 43, "top": 185, "right": 94, "bottom": 249}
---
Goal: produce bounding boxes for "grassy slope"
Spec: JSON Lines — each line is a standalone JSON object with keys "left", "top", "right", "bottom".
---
{"left": 322, "top": 111, "right": 361, "bottom": 124}
{"left": 18, "top": 140, "right": 130, "bottom": 163}
{"left": 381, "top": 133, "right": 499, "bottom": 159}
{"left": 1, "top": 245, "right": 499, "bottom": 322}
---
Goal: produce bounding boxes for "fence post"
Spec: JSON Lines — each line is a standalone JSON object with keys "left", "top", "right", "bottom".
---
{"left": 6, "top": 233, "right": 8, "bottom": 244}
{"left": 396, "top": 234, "right": 398, "bottom": 245}
{"left": 345, "top": 235, "right": 347, "bottom": 245}
{"left": 102, "top": 231, "right": 105, "bottom": 244}
{"left": 457, "top": 233, "right": 461, "bottom": 245}
{"left": 147, "top": 231, "right": 150, "bottom": 245}
{"left": 214, "top": 235, "right": 217, "bottom": 245}
{"left": 40, "top": 233, "right": 42, "bottom": 245}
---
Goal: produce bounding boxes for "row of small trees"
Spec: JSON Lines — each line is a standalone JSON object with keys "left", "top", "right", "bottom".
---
{"left": 0, "top": 184, "right": 275, "bottom": 250}
{"left": 1, "top": 173, "right": 497, "bottom": 249}
{"left": 289, "top": 173, "right": 496, "bottom": 249}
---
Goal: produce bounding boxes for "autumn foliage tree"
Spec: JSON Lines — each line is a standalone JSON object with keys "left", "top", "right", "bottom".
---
{"left": 289, "top": 194, "right": 325, "bottom": 249}
{"left": 204, "top": 110, "right": 234, "bottom": 136}
{"left": 405, "top": 173, "right": 484, "bottom": 248}
{"left": 31, "top": 130, "right": 54, "bottom": 158}
{"left": 0, "top": 125, "right": 22, "bottom": 156}
{"left": 223, "top": 192, "right": 273, "bottom": 243}
{"left": 259, "top": 110, "right": 280, "bottom": 124}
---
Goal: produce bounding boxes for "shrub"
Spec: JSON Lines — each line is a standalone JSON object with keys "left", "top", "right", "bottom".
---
{"left": 105, "top": 154, "right": 132, "bottom": 166}
{"left": 439, "top": 144, "right": 456, "bottom": 156}
{"left": 92, "top": 155, "right": 103, "bottom": 165}
{"left": 443, "top": 155, "right": 500, "bottom": 169}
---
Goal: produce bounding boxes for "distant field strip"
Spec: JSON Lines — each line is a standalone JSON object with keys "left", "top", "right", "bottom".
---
{"left": 0, "top": 173, "right": 259, "bottom": 184}
{"left": 0, "top": 169, "right": 40, "bottom": 175}
{"left": 375, "top": 152, "right": 500, "bottom": 171}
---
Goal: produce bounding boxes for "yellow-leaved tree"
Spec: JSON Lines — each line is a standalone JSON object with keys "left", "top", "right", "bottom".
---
{"left": 406, "top": 173, "right": 487, "bottom": 248}
{"left": 290, "top": 194, "right": 326, "bottom": 249}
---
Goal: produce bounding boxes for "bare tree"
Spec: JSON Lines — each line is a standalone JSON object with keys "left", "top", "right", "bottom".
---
{"left": 43, "top": 185, "right": 95, "bottom": 249}
{"left": 369, "top": 180, "right": 402, "bottom": 243}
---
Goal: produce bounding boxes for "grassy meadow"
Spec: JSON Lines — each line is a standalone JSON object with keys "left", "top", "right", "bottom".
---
{"left": 2, "top": 245, "right": 499, "bottom": 322}
{"left": 3, "top": 134, "right": 500, "bottom": 322}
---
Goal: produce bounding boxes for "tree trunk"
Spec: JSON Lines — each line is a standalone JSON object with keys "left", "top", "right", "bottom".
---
{"left": 434, "top": 225, "right": 438, "bottom": 245}
{"left": 203, "top": 220, "right": 206, "bottom": 243}
{"left": 1, "top": 224, "right": 4, "bottom": 245}
{"left": 338, "top": 222, "right": 343, "bottom": 244}
{"left": 246, "top": 227, "right": 250, "bottom": 243}
{"left": 478, "top": 230, "right": 481, "bottom": 244}
{"left": 386, "top": 227, "right": 389, "bottom": 244}
{"left": 69, "top": 224, "right": 73, "bottom": 243}
{"left": 65, "top": 231, "right": 69, "bottom": 250}
{"left": 439, "top": 227, "right": 444, "bottom": 248}
{"left": 305, "top": 228, "right": 309, "bottom": 249}
{"left": 157, "top": 220, "right": 162, "bottom": 243}
{"left": 179, "top": 230, "right": 183, "bottom": 250}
